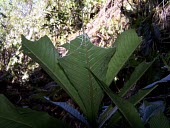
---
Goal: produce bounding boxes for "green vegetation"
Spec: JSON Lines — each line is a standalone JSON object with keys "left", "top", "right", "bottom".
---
{"left": 0, "top": 94, "right": 69, "bottom": 128}
{"left": 21, "top": 29, "right": 170, "bottom": 127}
{"left": 0, "top": 0, "right": 170, "bottom": 128}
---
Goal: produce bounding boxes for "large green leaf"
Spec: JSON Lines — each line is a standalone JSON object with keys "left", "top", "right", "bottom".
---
{"left": 107, "top": 84, "right": 158, "bottom": 127}
{"left": 106, "top": 29, "right": 142, "bottom": 85}
{"left": 58, "top": 34, "right": 115, "bottom": 124}
{"left": 119, "top": 60, "right": 154, "bottom": 97}
{"left": 0, "top": 94, "right": 69, "bottom": 128}
{"left": 21, "top": 34, "right": 115, "bottom": 125}
{"left": 21, "top": 35, "right": 86, "bottom": 114}
{"left": 129, "top": 73, "right": 170, "bottom": 104}
{"left": 88, "top": 69, "right": 144, "bottom": 128}
{"left": 99, "top": 60, "right": 154, "bottom": 127}
{"left": 149, "top": 111, "right": 170, "bottom": 128}
{"left": 107, "top": 74, "right": 169, "bottom": 127}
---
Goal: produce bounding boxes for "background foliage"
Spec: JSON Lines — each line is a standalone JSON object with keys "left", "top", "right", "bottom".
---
{"left": 0, "top": 0, "right": 106, "bottom": 83}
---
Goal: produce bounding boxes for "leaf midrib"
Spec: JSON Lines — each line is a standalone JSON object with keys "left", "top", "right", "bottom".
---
{"left": 84, "top": 38, "right": 96, "bottom": 121}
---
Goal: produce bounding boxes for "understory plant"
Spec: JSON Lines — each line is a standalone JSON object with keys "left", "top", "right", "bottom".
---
{"left": 20, "top": 29, "right": 170, "bottom": 128}
{"left": 0, "top": 94, "right": 69, "bottom": 128}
